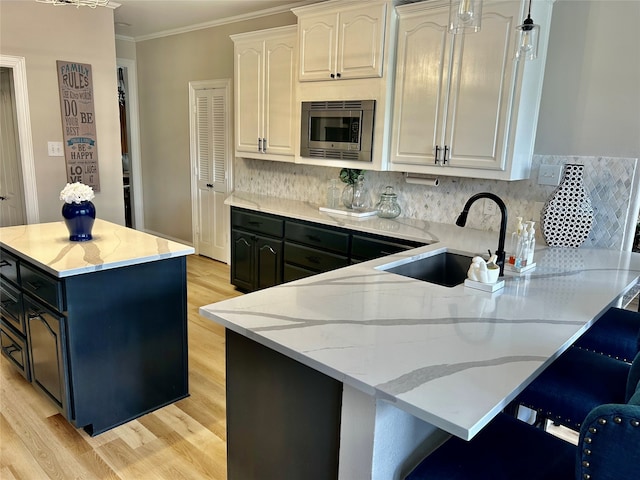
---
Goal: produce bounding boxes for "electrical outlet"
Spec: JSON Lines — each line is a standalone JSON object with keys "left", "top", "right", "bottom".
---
{"left": 537, "top": 164, "right": 563, "bottom": 186}
{"left": 47, "top": 141, "right": 64, "bottom": 157}
{"left": 484, "top": 198, "right": 497, "bottom": 215}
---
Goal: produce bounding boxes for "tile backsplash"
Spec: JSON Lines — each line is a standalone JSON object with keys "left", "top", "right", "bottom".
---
{"left": 234, "top": 155, "right": 639, "bottom": 251}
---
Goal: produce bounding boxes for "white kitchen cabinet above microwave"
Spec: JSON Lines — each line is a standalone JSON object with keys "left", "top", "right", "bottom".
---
{"left": 389, "top": 0, "right": 554, "bottom": 180}
{"left": 231, "top": 26, "right": 297, "bottom": 163}
{"left": 292, "top": 0, "right": 388, "bottom": 82}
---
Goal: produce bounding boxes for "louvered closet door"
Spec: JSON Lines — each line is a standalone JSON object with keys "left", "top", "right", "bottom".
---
{"left": 195, "top": 88, "right": 229, "bottom": 262}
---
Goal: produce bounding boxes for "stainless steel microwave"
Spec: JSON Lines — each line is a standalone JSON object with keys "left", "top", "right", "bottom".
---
{"left": 300, "top": 100, "right": 375, "bottom": 162}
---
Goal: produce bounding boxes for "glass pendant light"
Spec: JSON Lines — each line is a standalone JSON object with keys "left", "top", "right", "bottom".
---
{"left": 516, "top": 0, "right": 540, "bottom": 60}
{"left": 449, "top": 0, "right": 483, "bottom": 34}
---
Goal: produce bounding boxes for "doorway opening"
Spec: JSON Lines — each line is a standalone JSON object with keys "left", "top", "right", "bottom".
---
{"left": 116, "top": 59, "right": 143, "bottom": 230}
{"left": 0, "top": 55, "right": 38, "bottom": 226}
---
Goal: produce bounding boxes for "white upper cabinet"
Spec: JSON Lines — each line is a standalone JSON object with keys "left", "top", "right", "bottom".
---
{"left": 389, "top": 0, "right": 554, "bottom": 180}
{"left": 295, "top": 1, "right": 387, "bottom": 81}
{"left": 232, "top": 26, "right": 296, "bottom": 162}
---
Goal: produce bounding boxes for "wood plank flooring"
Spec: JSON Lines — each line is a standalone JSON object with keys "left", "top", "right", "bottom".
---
{"left": 1, "top": 254, "right": 241, "bottom": 480}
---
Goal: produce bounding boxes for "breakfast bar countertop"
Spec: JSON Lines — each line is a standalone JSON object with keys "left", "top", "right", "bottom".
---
{"left": 202, "top": 195, "right": 640, "bottom": 440}
{"left": 0, "top": 219, "right": 194, "bottom": 278}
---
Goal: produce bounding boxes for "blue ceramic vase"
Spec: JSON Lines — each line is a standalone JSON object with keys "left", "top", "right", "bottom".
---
{"left": 62, "top": 201, "right": 96, "bottom": 241}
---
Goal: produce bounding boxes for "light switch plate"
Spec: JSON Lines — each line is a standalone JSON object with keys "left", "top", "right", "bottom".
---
{"left": 537, "top": 164, "right": 563, "bottom": 186}
{"left": 47, "top": 141, "right": 64, "bottom": 157}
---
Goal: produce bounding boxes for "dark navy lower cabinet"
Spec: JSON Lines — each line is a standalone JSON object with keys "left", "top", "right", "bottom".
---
{"left": 0, "top": 248, "right": 189, "bottom": 436}
{"left": 230, "top": 207, "right": 426, "bottom": 292}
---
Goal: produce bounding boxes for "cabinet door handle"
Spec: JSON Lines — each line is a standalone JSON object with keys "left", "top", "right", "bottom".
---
{"left": 330, "top": 73, "right": 335, "bottom": 79}
{"left": 27, "top": 311, "right": 41, "bottom": 320}
{"left": 336, "top": 73, "right": 341, "bottom": 78}
{"left": 434, "top": 145, "right": 441, "bottom": 164}
{"left": 443, "top": 145, "right": 449, "bottom": 164}
{"left": 206, "top": 183, "right": 213, "bottom": 188}
{"left": 262, "top": 138, "right": 267, "bottom": 153}
{"left": 0, "top": 260, "right": 12, "bottom": 268}
{"left": 258, "top": 138, "right": 262, "bottom": 152}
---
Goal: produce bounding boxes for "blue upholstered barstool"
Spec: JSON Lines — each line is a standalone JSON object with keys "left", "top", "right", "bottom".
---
{"left": 516, "top": 308, "right": 640, "bottom": 431}
{"left": 517, "top": 347, "right": 631, "bottom": 430}
{"left": 573, "top": 307, "right": 640, "bottom": 362}
{"left": 405, "top": 352, "right": 640, "bottom": 480}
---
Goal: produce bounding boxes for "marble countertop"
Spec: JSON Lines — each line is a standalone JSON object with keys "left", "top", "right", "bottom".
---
{"left": 203, "top": 193, "right": 640, "bottom": 440}
{"left": 0, "top": 219, "right": 194, "bottom": 278}
{"left": 226, "top": 191, "right": 501, "bottom": 250}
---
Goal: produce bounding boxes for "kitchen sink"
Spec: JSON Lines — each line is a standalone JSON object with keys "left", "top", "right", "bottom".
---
{"left": 378, "top": 251, "right": 473, "bottom": 287}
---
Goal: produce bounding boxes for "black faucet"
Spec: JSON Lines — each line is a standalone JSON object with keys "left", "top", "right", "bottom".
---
{"left": 456, "top": 192, "right": 508, "bottom": 277}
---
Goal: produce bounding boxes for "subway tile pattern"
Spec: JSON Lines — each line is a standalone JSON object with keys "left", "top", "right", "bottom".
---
{"left": 234, "top": 155, "right": 638, "bottom": 250}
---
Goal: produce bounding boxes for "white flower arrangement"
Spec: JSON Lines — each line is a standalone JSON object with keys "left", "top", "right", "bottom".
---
{"left": 60, "top": 182, "right": 95, "bottom": 204}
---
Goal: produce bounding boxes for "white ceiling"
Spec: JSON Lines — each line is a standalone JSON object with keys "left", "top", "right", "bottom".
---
{"left": 112, "top": 0, "right": 325, "bottom": 41}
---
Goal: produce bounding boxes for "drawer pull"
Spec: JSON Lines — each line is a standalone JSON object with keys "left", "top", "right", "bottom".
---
{"left": 2, "top": 344, "right": 19, "bottom": 356}
{"left": 27, "top": 311, "right": 42, "bottom": 320}
{"left": 306, "top": 235, "right": 321, "bottom": 243}
{"left": 306, "top": 256, "right": 321, "bottom": 264}
{"left": 26, "top": 281, "right": 44, "bottom": 291}
{"left": 1, "top": 299, "right": 16, "bottom": 308}
{"left": 0, "top": 260, "right": 11, "bottom": 268}
{"left": 248, "top": 221, "right": 262, "bottom": 226}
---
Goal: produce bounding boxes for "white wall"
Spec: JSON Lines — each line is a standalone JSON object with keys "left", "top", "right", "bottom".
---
{"left": 535, "top": 0, "right": 640, "bottom": 157}
{"left": 0, "top": 1, "right": 125, "bottom": 225}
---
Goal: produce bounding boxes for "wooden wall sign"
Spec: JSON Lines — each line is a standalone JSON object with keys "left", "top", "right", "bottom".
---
{"left": 57, "top": 60, "right": 100, "bottom": 192}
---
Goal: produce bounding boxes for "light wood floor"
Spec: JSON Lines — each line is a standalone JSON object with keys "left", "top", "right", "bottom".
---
{"left": 1, "top": 254, "right": 241, "bottom": 480}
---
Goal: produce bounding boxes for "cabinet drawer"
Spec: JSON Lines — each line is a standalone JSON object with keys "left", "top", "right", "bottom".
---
{"left": 351, "top": 235, "right": 424, "bottom": 261}
{"left": 0, "top": 249, "right": 20, "bottom": 286}
{"left": 284, "top": 243, "right": 349, "bottom": 273}
{"left": 232, "top": 209, "right": 284, "bottom": 237}
{"left": 1, "top": 322, "right": 30, "bottom": 381}
{"left": 283, "top": 263, "right": 317, "bottom": 283}
{"left": 285, "top": 222, "right": 349, "bottom": 255}
{"left": 1, "top": 281, "right": 24, "bottom": 334}
{"left": 20, "top": 263, "right": 65, "bottom": 312}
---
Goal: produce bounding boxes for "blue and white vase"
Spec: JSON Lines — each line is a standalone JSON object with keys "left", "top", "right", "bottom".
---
{"left": 62, "top": 201, "right": 96, "bottom": 241}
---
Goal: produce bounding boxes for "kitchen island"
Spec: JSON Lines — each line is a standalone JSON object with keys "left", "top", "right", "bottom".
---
{"left": 0, "top": 220, "right": 194, "bottom": 436}
{"left": 200, "top": 202, "right": 640, "bottom": 479}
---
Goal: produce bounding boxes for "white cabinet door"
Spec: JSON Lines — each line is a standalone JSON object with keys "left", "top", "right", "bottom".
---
{"left": 232, "top": 27, "right": 296, "bottom": 162}
{"left": 297, "top": 3, "right": 386, "bottom": 82}
{"left": 264, "top": 36, "right": 296, "bottom": 156}
{"left": 337, "top": 3, "right": 386, "bottom": 79}
{"left": 390, "top": 0, "right": 553, "bottom": 180}
{"left": 235, "top": 40, "right": 263, "bottom": 155}
{"left": 298, "top": 12, "right": 337, "bottom": 81}
{"left": 390, "top": 7, "right": 451, "bottom": 166}
{"left": 445, "top": 3, "right": 519, "bottom": 169}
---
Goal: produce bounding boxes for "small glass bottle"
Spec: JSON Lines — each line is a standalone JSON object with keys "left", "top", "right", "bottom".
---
{"left": 376, "top": 186, "right": 401, "bottom": 219}
{"left": 327, "top": 179, "right": 340, "bottom": 208}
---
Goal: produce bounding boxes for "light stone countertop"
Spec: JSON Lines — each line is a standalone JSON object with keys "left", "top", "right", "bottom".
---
{"left": 202, "top": 191, "right": 640, "bottom": 441}
{"left": 0, "top": 219, "right": 194, "bottom": 278}
{"left": 226, "top": 191, "right": 504, "bottom": 252}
